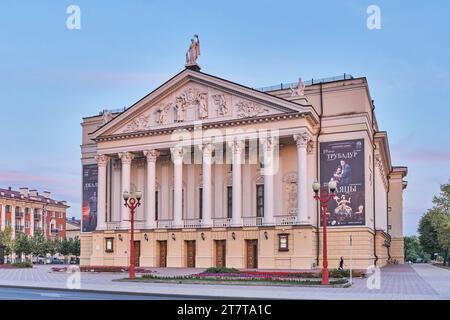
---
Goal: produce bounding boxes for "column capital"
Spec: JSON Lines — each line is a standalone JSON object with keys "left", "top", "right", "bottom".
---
{"left": 199, "top": 143, "right": 215, "bottom": 156}
{"left": 261, "top": 137, "right": 275, "bottom": 152}
{"left": 293, "top": 131, "right": 312, "bottom": 148}
{"left": 229, "top": 139, "right": 244, "bottom": 155}
{"left": 118, "top": 152, "right": 135, "bottom": 164}
{"left": 95, "top": 154, "right": 109, "bottom": 167}
{"left": 144, "top": 149, "right": 160, "bottom": 162}
{"left": 171, "top": 146, "right": 185, "bottom": 163}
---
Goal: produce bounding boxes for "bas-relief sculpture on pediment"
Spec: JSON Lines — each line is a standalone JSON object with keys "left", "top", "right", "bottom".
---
{"left": 117, "top": 83, "right": 284, "bottom": 134}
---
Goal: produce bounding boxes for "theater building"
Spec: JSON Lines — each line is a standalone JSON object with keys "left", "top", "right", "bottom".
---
{"left": 0, "top": 187, "right": 68, "bottom": 240}
{"left": 80, "top": 61, "right": 407, "bottom": 270}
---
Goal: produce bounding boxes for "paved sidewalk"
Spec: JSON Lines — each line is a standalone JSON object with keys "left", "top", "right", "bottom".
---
{"left": 0, "top": 264, "right": 448, "bottom": 300}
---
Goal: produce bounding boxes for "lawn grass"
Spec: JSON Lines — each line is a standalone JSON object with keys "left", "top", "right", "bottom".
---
{"left": 119, "top": 274, "right": 349, "bottom": 287}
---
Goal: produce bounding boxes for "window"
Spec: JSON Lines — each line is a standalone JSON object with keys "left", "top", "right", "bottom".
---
{"left": 278, "top": 234, "right": 289, "bottom": 252}
{"left": 25, "top": 220, "right": 30, "bottom": 228}
{"left": 25, "top": 208, "right": 29, "bottom": 215}
{"left": 15, "top": 207, "right": 20, "bottom": 214}
{"left": 199, "top": 188, "right": 203, "bottom": 220}
{"left": 105, "top": 238, "right": 114, "bottom": 253}
{"left": 227, "top": 186, "right": 232, "bottom": 219}
{"left": 155, "top": 191, "right": 159, "bottom": 220}
{"left": 256, "top": 184, "right": 264, "bottom": 218}
{"left": 5, "top": 205, "right": 10, "bottom": 213}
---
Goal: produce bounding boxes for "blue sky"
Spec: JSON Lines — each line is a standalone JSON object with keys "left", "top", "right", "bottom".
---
{"left": 1, "top": 0, "right": 449, "bottom": 235}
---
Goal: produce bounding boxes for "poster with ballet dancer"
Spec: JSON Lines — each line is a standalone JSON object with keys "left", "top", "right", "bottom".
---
{"left": 320, "top": 139, "right": 365, "bottom": 226}
{"left": 82, "top": 164, "right": 98, "bottom": 232}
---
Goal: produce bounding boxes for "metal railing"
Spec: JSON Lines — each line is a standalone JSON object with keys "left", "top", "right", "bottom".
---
{"left": 242, "top": 217, "right": 263, "bottom": 227}
{"left": 183, "top": 219, "right": 203, "bottom": 229}
{"left": 106, "top": 222, "right": 121, "bottom": 230}
{"left": 256, "top": 74, "right": 355, "bottom": 92}
{"left": 212, "top": 218, "right": 231, "bottom": 228}
{"left": 275, "top": 215, "right": 297, "bottom": 225}
{"left": 156, "top": 220, "right": 174, "bottom": 229}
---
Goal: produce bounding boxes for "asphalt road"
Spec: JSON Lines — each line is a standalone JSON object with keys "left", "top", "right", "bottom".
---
{"left": 0, "top": 286, "right": 199, "bottom": 300}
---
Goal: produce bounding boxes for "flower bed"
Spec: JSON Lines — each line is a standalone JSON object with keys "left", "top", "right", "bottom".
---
{"left": 80, "top": 265, "right": 155, "bottom": 274}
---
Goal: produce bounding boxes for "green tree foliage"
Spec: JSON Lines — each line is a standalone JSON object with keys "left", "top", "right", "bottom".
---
{"left": 0, "top": 227, "right": 14, "bottom": 257}
{"left": 71, "top": 236, "right": 80, "bottom": 257}
{"left": 418, "top": 181, "right": 450, "bottom": 266}
{"left": 31, "top": 233, "right": 48, "bottom": 257}
{"left": 404, "top": 236, "right": 429, "bottom": 263}
{"left": 12, "top": 233, "right": 33, "bottom": 262}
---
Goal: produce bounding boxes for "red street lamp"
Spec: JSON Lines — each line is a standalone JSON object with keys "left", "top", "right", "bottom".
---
{"left": 312, "top": 180, "right": 337, "bottom": 285}
{"left": 123, "top": 190, "right": 142, "bottom": 280}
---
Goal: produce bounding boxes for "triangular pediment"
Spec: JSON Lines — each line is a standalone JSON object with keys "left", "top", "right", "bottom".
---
{"left": 91, "top": 69, "right": 317, "bottom": 139}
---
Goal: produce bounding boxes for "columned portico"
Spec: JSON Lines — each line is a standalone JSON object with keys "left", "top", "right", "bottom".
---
{"left": 144, "top": 150, "right": 159, "bottom": 229}
{"left": 95, "top": 155, "right": 109, "bottom": 230}
{"left": 294, "top": 132, "right": 311, "bottom": 224}
{"left": 171, "top": 146, "right": 184, "bottom": 228}
{"left": 119, "top": 152, "right": 134, "bottom": 229}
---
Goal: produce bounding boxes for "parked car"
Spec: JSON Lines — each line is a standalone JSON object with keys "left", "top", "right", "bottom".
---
{"left": 51, "top": 257, "right": 65, "bottom": 265}
{"left": 69, "top": 257, "right": 80, "bottom": 265}
{"left": 31, "top": 255, "right": 46, "bottom": 264}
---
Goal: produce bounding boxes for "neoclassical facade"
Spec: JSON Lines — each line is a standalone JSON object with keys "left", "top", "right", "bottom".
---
{"left": 80, "top": 66, "right": 407, "bottom": 270}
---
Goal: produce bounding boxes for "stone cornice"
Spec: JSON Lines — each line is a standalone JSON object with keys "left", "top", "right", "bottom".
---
{"left": 95, "top": 111, "right": 314, "bottom": 142}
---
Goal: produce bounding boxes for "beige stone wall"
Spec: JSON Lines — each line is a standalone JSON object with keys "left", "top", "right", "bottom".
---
{"left": 80, "top": 226, "right": 396, "bottom": 270}
{"left": 390, "top": 237, "right": 405, "bottom": 264}
{"left": 317, "top": 228, "right": 376, "bottom": 270}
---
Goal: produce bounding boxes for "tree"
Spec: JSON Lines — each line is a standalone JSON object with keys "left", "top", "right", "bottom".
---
{"left": 59, "top": 238, "right": 72, "bottom": 262}
{"left": 404, "top": 236, "right": 429, "bottom": 263}
{"left": 0, "top": 227, "right": 13, "bottom": 261}
{"left": 13, "top": 233, "right": 32, "bottom": 262}
{"left": 418, "top": 209, "right": 447, "bottom": 256}
{"left": 71, "top": 236, "right": 80, "bottom": 258}
{"left": 418, "top": 181, "right": 450, "bottom": 265}
{"left": 437, "top": 217, "right": 450, "bottom": 266}
{"left": 31, "top": 234, "right": 48, "bottom": 258}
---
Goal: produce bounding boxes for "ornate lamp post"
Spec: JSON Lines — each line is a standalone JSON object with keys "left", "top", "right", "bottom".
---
{"left": 123, "top": 190, "right": 142, "bottom": 280}
{"left": 312, "top": 180, "right": 337, "bottom": 285}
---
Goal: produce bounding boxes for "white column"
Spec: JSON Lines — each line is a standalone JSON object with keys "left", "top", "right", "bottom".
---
{"left": 0, "top": 204, "right": 5, "bottom": 231}
{"left": 294, "top": 132, "right": 312, "bottom": 224}
{"left": 201, "top": 143, "right": 214, "bottom": 227}
{"left": 171, "top": 146, "right": 184, "bottom": 227}
{"left": 262, "top": 138, "right": 275, "bottom": 225}
{"left": 214, "top": 164, "right": 223, "bottom": 219}
{"left": 119, "top": 152, "right": 134, "bottom": 229}
{"left": 11, "top": 206, "right": 16, "bottom": 239}
{"left": 95, "top": 155, "right": 109, "bottom": 230}
{"left": 230, "top": 140, "right": 243, "bottom": 226}
{"left": 144, "top": 150, "right": 159, "bottom": 229}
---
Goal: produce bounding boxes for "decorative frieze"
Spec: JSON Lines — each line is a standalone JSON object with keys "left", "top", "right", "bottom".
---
{"left": 236, "top": 100, "right": 269, "bottom": 118}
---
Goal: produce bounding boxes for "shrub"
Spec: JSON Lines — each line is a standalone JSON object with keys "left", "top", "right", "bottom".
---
{"left": 11, "top": 261, "right": 33, "bottom": 268}
{"left": 329, "top": 269, "right": 350, "bottom": 278}
{"left": 204, "top": 267, "right": 240, "bottom": 274}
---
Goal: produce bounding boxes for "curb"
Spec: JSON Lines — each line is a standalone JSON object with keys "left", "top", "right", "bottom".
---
{"left": 0, "top": 284, "right": 257, "bottom": 300}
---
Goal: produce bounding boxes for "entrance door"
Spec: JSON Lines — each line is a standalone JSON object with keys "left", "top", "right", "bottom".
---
{"left": 186, "top": 240, "right": 196, "bottom": 268}
{"left": 158, "top": 241, "right": 167, "bottom": 267}
{"left": 134, "top": 241, "right": 141, "bottom": 267}
{"left": 215, "top": 240, "right": 226, "bottom": 268}
{"left": 246, "top": 240, "right": 258, "bottom": 269}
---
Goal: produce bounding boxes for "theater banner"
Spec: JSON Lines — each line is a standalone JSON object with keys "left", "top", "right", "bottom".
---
{"left": 320, "top": 139, "right": 365, "bottom": 226}
{"left": 82, "top": 164, "right": 98, "bottom": 232}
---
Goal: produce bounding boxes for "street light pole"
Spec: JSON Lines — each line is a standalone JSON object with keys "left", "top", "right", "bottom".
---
{"left": 123, "top": 190, "right": 142, "bottom": 280}
{"left": 312, "top": 180, "right": 336, "bottom": 285}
